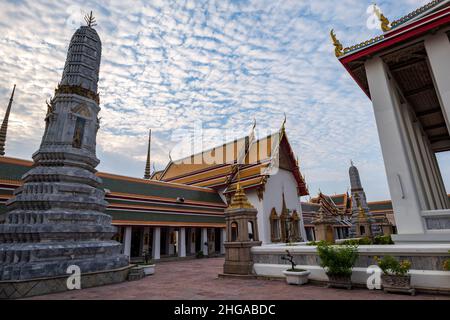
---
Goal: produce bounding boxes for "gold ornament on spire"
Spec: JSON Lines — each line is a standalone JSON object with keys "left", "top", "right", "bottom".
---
{"left": 330, "top": 29, "right": 344, "bottom": 57}
{"left": 374, "top": 5, "right": 391, "bottom": 32}
{"left": 358, "top": 202, "right": 367, "bottom": 220}
{"left": 84, "top": 11, "right": 97, "bottom": 28}
{"left": 228, "top": 167, "right": 254, "bottom": 209}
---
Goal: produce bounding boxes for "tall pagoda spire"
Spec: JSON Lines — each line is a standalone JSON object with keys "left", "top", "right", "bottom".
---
{"left": 144, "top": 129, "right": 152, "bottom": 179}
{"left": 0, "top": 15, "right": 128, "bottom": 289}
{"left": 0, "top": 84, "right": 16, "bottom": 156}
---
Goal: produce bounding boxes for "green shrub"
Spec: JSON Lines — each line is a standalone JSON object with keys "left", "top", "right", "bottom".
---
{"left": 373, "top": 235, "right": 394, "bottom": 245}
{"left": 341, "top": 237, "right": 372, "bottom": 245}
{"left": 444, "top": 251, "right": 450, "bottom": 271}
{"left": 196, "top": 251, "right": 204, "bottom": 259}
{"left": 374, "top": 255, "right": 411, "bottom": 276}
{"left": 306, "top": 240, "right": 330, "bottom": 246}
{"left": 317, "top": 243, "right": 359, "bottom": 277}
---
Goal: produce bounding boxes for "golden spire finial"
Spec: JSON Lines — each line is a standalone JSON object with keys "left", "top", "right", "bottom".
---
{"left": 373, "top": 4, "right": 391, "bottom": 32}
{"left": 84, "top": 11, "right": 97, "bottom": 28}
{"left": 330, "top": 29, "right": 344, "bottom": 58}
{"left": 229, "top": 180, "right": 254, "bottom": 210}
{"left": 358, "top": 200, "right": 367, "bottom": 220}
{"left": 228, "top": 164, "right": 254, "bottom": 209}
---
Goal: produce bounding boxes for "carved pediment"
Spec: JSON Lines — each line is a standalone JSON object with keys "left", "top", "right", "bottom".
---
{"left": 72, "top": 104, "right": 91, "bottom": 118}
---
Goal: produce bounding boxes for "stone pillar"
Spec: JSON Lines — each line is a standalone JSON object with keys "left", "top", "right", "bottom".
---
{"left": 365, "top": 57, "right": 426, "bottom": 241}
{"left": 425, "top": 31, "right": 450, "bottom": 137}
{"left": 152, "top": 227, "right": 161, "bottom": 260}
{"left": 201, "top": 228, "right": 208, "bottom": 256}
{"left": 124, "top": 226, "right": 132, "bottom": 259}
{"left": 220, "top": 228, "right": 226, "bottom": 254}
{"left": 222, "top": 184, "right": 261, "bottom": 276}
{"left": 178, "top": 228, "right": 186, "bottom": 257}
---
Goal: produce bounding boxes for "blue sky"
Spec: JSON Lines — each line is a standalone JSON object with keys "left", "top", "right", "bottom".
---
{"left": 0, "top": 0, "right": 449, "bottom": 201}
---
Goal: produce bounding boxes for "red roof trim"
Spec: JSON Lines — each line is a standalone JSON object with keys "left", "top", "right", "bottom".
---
{"left": 340, "top": 7, "right": 450, "bottom": 97}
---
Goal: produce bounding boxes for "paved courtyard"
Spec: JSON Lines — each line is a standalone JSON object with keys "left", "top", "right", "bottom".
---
{"left": 29, "top": 258, "right": 449, "bottom": 300}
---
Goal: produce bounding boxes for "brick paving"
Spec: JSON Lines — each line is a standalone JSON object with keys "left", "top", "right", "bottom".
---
{"left": 28, "top": 258, "right": 449, "bottom": 300}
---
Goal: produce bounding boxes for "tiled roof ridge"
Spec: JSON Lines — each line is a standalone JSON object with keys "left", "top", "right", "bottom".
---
{"left": 0, "top": 156, "right": 218, "bottom": 193}
{"left": 339, "top": 0, "right": 448, "bottom": 56}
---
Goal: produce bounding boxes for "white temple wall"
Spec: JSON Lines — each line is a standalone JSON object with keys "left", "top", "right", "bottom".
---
{"left": 262, "top": 168, "right": 306, "bottom": 243}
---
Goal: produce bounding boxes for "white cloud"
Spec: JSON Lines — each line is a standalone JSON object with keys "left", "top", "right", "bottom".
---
{"left": 0, "top": 0, "right": 445, "bottom": 202}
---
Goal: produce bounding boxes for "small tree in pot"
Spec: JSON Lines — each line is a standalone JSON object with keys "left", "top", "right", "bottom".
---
{"left": 317, "top": 243, "right": 358, "bottom": 289}
{"left": 140, "top": 250, "right": 155, "bottom": 276}
{"left": 374, "top": 255, "right": 414, "bottom": 295}
{"left": 281, "top": 250, "right": 310, "bottom": 285}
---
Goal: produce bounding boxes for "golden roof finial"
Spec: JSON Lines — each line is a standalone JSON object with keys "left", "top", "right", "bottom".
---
{"left": 358, "top": 201, "right": 367, "bottom": 220}
{"left": 229, "top": 168, "right": 254, "bottom": 210}
{"left": 330, "top": 29, "right": 344, "bottom": 57}
{"left": 281, "top": 112, "right": 287, "bottom": 133}
{"left": 373, "top": 4, "right": 391, "bottom": 32}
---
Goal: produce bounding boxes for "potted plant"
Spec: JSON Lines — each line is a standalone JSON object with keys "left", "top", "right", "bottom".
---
{"left": 281, "top": 250, "right": 310, "bottom": 285}
{"left": 374, "top": 255, "right": 414, "bottom": 295}
{"left": 139, "top": 250, "right": 155, "bottom": 276}
{"left": 317, "top": 243, "right": 358, "bottom": 289}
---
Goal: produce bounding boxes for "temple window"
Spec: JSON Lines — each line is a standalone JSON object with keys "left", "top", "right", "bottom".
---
{"left": 280, "top": 210, "right": 290, "bottom": 242}
{"left": 270, "top": 208, "right": 280, "bottom": 242}
{"left": 72, "top": 117, "right": 86, "bottom": 148}
{"left": 360, "top": 225, "right": 365, "bottom": 235}
{"left": 231, "top": 222, "right": 238, "bottom": 242}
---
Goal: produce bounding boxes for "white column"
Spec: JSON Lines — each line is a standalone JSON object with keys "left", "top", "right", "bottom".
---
{"left": 152, "top": 227, "right": 161, "bottom": 260}
{"left": 220, "top": 228, "right": 226, "bottom": 254}
{"left": 365, "top": 57, "right": 425, "bottom": 237}
{"left": 425, "top": 31, "right": 450, "bottom": 134}
{"left": 201, "top": 228, "right": 208, "bottom": 256}
{"left": 178, "top": 228, "right": 186, "bottom": 257}
{"left": 124, "top": 226, "right": 132, "bottom": 260}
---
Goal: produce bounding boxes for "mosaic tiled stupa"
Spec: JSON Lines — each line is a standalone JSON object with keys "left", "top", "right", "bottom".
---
{"left": 0, "top": 14, "right": 129, "bottom": 296}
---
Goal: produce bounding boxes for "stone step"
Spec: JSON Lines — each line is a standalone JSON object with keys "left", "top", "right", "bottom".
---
{"left": 127, "top": 266, "right": 145, "bottom": 281}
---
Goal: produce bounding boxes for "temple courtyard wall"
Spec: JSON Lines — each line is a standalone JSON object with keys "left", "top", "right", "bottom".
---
{"left": 251, "top": 244, "right": 450, "bottom": 293}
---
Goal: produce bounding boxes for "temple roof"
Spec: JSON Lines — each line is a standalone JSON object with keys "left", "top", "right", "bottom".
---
{"left": 156, "top": 128, "right": 308, "bottom": 196}
{"left": 0, "top": 156, "right": 226, "bottom": 227}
